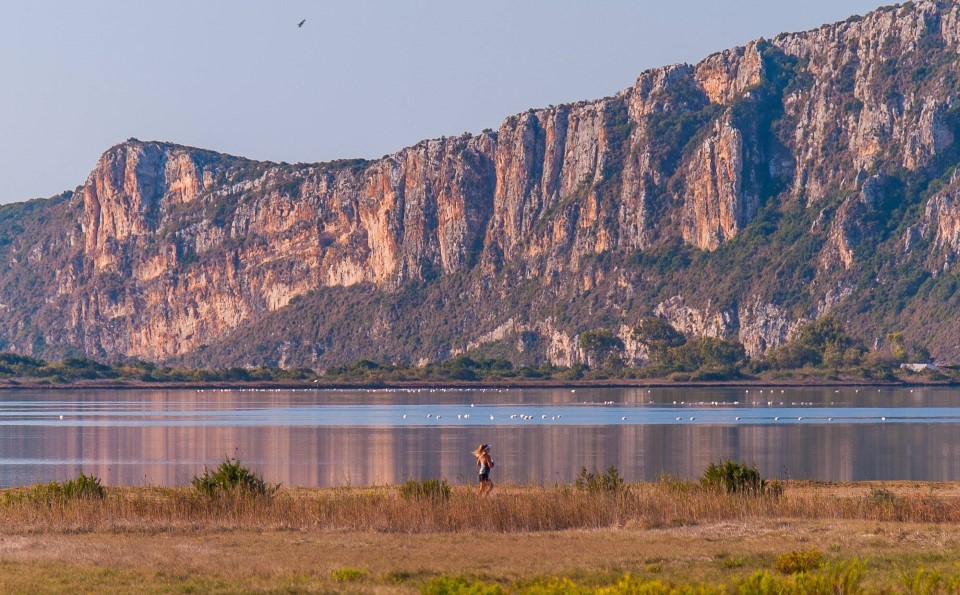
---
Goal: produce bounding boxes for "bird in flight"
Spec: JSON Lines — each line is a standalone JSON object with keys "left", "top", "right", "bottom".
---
{"left": 297, "top": 19, "right": 306, "bottom": 28}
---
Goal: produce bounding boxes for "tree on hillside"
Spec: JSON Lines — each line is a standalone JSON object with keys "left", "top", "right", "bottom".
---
{"left": 765, "top": 317, "right": 864, "bottom": 370}
{"left": 632, "top": 317, "right": 686, "bottom": 366}
{"left": 663, "top": 337, "right": 747, "bottom": 373}
{"left": 578, "top": 330, "right": 625, "bottom": 372}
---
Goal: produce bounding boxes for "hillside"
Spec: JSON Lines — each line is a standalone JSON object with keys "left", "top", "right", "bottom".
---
{"left": 2, "top": 1, "right": 960, "bottom": 368}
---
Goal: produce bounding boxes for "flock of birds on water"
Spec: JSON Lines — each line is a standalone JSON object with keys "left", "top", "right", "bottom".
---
{"left": 192, "top": 386, "right": 925, "bottom": 426}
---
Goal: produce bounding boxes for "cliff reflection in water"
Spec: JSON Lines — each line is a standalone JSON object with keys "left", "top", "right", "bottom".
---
{"left": 2, "top": 422, "right": 960, "bottom": 487}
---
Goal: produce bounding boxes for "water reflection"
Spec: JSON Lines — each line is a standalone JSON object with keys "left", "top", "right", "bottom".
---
{"left": 0, "top": 388, "right": 958, "bottom": 486}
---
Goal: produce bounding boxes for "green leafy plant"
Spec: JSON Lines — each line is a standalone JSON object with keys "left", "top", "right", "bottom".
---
{"left": 191, "top": 458, "right": 277, "bottom": 498}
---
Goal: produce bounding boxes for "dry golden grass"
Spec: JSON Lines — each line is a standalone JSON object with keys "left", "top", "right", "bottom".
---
{"left": 2, "top": 480, "right": 960, "bottom": 534}
{"left": 1, "top": 482, "right": 960, "bottom": 592}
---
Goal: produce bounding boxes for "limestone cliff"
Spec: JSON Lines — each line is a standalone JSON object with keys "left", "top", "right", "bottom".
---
{"left": 3, "top": 1, "right": 960, "bottom": 367}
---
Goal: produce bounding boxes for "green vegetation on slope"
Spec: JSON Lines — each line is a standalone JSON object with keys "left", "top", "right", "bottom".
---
{"left": 0, "top": 315, "right": 950, "bottom": 386}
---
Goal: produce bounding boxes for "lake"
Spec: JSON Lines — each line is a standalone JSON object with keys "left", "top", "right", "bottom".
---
{"left": 0, "top": 386, "right": 958, "bottom": 487}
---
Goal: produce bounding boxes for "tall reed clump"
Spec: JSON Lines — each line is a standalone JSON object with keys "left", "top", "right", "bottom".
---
{"left": 191, "top": 458, "right": 277, "bottom": 499}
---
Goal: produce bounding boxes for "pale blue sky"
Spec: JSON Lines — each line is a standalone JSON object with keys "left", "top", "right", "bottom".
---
{"left": 1, "top": 1, "right": 883, "bottom": 203}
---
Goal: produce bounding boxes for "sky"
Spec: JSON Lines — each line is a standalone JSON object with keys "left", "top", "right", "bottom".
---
{"left": 1, "top": 0, "right": 884, "bottom": 203}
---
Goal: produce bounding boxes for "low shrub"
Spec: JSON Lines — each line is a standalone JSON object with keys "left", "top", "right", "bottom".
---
{"left": 398, "top": 478, "right": 451, "bottom": 502}
{"left": 574, "top": 466, "right": 625, "bottom": 493}
{"left": 331, "top": 567, "right": 366, "bottom": 582}
{"left": 741, "top": 560, "right": 865, "bottom": 593}
{"left": 422, "top": 576, "right": 504, "bottom": 594}
{"left": 699, "top": 460, "right": 774, "bottom": 495}
{"left": 775, "top": 548, "right": 825, "bottom": 574}
{"left": 28, "top": 473, "right": 105, "bottom": 503}
{"left": 657, "top": 472, "right": 695, "bottom": 493}
{"left": 191, "top": 458, "right": 277, "bottom": 498}
{"left": 901, "top": 567, "right": 960, "bottom": 594}
{"left": 864, "top": 486, "right": 899, "bottom": 506}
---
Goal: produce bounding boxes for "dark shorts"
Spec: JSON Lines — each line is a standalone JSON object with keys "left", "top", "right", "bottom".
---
{"left": 479, "top": 471, "right": 490, "bottom": 482}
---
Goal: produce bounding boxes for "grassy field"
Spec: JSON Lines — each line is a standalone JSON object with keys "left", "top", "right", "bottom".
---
{"left": 1, "top": 481, "right": 960, "bottom": 593}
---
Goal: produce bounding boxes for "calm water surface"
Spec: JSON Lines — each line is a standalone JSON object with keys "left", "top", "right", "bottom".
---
{"left": 1, "top": 386, "right": 959, "bottom": 486}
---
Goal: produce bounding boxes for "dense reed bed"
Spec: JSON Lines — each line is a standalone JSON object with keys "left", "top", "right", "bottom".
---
{"left": 1, "top": 481, "right": 959, "bottom": 534}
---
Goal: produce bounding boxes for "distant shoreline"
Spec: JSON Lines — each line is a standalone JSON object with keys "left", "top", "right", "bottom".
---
{"left": 0, "top": 377, "right": 954, "bottom": 391}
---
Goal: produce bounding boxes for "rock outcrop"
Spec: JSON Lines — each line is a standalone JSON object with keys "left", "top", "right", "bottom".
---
{"left": 3, "top": 1, "right": 960, "bottom": 366}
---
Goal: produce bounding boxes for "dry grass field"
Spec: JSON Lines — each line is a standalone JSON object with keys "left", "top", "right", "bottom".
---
{"left": 0, "top": 481, "right": 959, "bottom": 592}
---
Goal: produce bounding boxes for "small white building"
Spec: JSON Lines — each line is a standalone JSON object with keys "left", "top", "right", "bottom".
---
{"left": 899, "top": 363, "right": 940, "bottom": 373}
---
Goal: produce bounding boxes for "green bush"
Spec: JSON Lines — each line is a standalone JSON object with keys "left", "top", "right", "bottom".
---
{"left": 27, "top": 473, "right": 105, "bottom": 503}
{"left": 699, "top": 460, "right": 773, "bottom": 495}
{"left": 574, "top": 466, "right": 625, "bottom": 493}
{"left": 775, "top": 548, "right": 825, "bottom": 574}
{"left": 191, "top": 458, "right": 277, "bottom": 498}
{"left": 398, "top": 478, "right": 451, "bottom": 502}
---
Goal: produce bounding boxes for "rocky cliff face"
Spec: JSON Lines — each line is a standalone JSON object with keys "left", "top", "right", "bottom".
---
{"left": 3, "top": 1, "right": 960, "bottom": 367}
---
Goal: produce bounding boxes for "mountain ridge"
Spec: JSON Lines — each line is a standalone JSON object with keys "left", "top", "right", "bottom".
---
{"left": 3, "top": 1, "right": 960, "bottom": 368}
